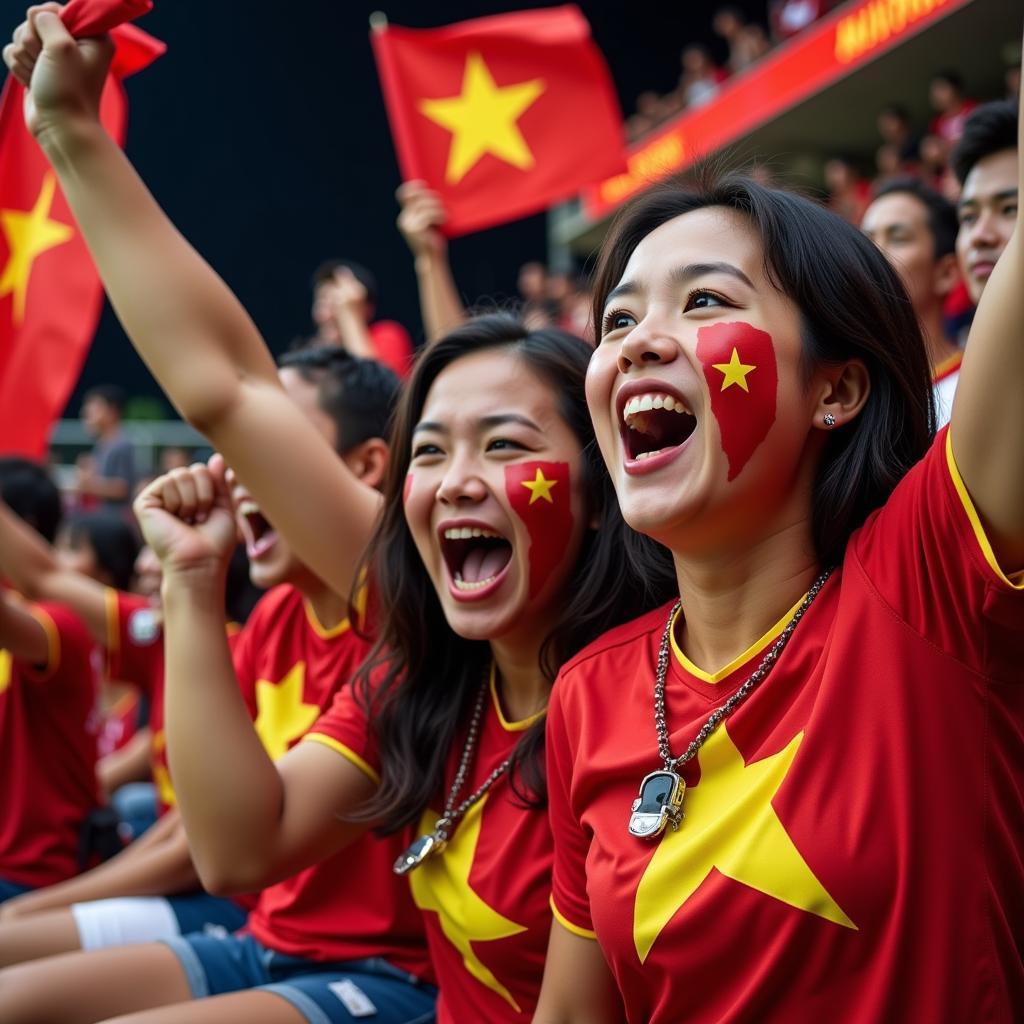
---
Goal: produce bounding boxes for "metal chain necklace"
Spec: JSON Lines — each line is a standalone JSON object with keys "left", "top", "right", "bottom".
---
{"left": 628, "top": 567, "right": 835, "bottom": 840}
{"left": 394, "top": 671, "right": 512, "bottom": 874}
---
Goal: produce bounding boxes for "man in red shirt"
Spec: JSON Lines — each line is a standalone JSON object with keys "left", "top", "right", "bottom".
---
{"left": 0, "top": 459, "right": 101, "bottom": 903}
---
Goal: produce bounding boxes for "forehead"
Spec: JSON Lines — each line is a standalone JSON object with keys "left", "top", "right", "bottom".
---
{"left": 862, "top": 192, "right": 929, "bottom": 232}
{"left": 420, "top": 349, "right": 557, "bottom": 425}
{"left": 614, "top": 207, "right": 763, "bottom": 294}
{"left": 961, "top": 149, "right": 1019, "bottom": 202}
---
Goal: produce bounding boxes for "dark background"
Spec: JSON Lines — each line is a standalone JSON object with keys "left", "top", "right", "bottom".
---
{"left": 30, "top": 0, "right": 761, "bottom": 415}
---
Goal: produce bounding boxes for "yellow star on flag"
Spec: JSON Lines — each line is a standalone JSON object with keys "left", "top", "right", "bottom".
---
{"left": 409, "top": 796, "right": 527, "bottom": 1011}
{"left": 712, "top": 347, "right": 757, "bottom": 392}
{"left": 520, "top": 467, "right": 557, "bottom": 505}
{"left": 0, "top": 172, "right": 75, "bottom": 326}
{"left": 419, "top": 52, "right": 545, "bottom": 185}
{"left": 254, "top": 661, "right": 320, "bottom": 761}
{"left": 634, "top": 723, "right": 855, "bottom": 963}
{"left": 0, "top": 649, "right": 11, "bottom": 695}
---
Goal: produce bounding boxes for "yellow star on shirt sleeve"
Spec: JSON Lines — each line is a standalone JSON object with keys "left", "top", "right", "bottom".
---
{"left": 0, "top": 173, "right": 74, "bottom": 326}
{"left": 712, "top": 348, "right": 757, "bottom": 392}
{"left": 520, "top": 468, "right": 558, "bottom": 505}
{"left": 254, "top": 661, "right": 320, "bottom": 761}
{"left": 409, "top": 796, "right": 527, "bottom": 1011}
{"left": 419, "top": 52, "right": 545, "bottom": 185}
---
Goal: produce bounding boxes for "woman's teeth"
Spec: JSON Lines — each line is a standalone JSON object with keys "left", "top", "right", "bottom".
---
{"left": 453, "top": 572, "right": 501, "bottom": 591}
{"left": 623, "top": 392, "right": 691, "bottom": 427}
{"left": 444, "top": 526, "right": 502, "bottom": 540}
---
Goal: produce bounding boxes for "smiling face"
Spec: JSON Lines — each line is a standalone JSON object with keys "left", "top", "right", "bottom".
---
{"left": 404, "top": 348, "right": 588, "bottom": 646}
{"left": 588, "top": 207, "right": 830, "bottom": 553}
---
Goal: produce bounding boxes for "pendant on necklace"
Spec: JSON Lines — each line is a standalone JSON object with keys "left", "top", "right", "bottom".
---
{"left": 628, "top": 769, "right": 686, "bottom": 839}
{"left": 393, "top": 831, "right": 447, "bottom": 875}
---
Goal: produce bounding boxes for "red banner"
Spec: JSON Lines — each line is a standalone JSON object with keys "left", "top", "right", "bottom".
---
{"left": 372, "top": 5, "right": 627, "bottom": 237}
{"left": 0, "top": 0, "right": 164, "bottom": 458}
{"left": 583, "top": 0, "right": 974, "bottom": 220}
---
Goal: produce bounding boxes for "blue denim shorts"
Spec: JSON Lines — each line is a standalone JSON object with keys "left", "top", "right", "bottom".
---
{"left": 166, "top": 892, "right": 248, "bottom": 936}
{"left": 164, "top": 931, "right": 436, "bottom": 1024}
{"left": 0, "top": 877, "right": 32, "bottom": 903}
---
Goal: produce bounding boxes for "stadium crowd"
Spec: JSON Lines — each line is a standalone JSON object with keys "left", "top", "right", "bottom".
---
{"left": 0, "top": 4, "right": 1021, "bottom": 1024}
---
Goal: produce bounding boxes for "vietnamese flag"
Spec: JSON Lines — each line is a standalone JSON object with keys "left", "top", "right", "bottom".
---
{"left": 0, "top": 0, "right": 164, "bottom": 458}
{"left": 372, "top": 5, "right": 627, "bottom": 236}
{"left": 505, "top": 460, "right": 574, "bottom": 599}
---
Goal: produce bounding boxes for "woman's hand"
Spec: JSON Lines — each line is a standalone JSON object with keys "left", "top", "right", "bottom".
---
{"left": 133, "top": 459, "right": 237, "bottom": 583}
{"left": 397, "top": 180, "right": 448, "bottom": 259}
{"left": 3, "top": 4, "right": 113, "bottom": 142}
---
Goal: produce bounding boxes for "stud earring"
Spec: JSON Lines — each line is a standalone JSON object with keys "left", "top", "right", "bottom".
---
{"left": 823, "top": 413, "right": 836, "bottom": 427}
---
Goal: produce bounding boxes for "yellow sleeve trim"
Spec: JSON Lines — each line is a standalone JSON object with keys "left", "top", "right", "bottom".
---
{"left": 549, "top": 895, "right": 597, "bottom": 940}
{"left": 945, "top": 431, "right": 1024, "bottom": 591}
{"left": 104, "top": 587, "right": 120, "bottom": 654}
{"left": 303, "top": 732, "right": 381, "bottom": 785}
{"left": 28, "top": 605, "right": 61, "bottom": 676}
{"left": 670, "top": 594, "right": 805, "bottom": 684}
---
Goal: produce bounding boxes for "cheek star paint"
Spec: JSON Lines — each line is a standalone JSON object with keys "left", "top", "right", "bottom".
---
{"left": 696, "top": 322, "right": 778, "bottom": 481}
{"left": 504, "top": 461, "right": 574, "bottom": 599}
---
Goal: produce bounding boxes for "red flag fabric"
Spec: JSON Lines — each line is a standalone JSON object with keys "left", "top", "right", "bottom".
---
{"left": 372, "top": 5, "right": 627, "bottom": 237}
{"left": 0, "top": 0, "right": 164, "bottom": 458}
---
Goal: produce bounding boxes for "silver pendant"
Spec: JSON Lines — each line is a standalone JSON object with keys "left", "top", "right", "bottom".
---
{"left": 393, "top": 832, "right": 447, "bottom": 875}
{"left": 628, "top": 769, "right": 685, "bottom": 839}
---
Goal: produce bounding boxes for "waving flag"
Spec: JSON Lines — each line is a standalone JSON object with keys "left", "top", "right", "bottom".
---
{"left": 372, "top": 5, "right": 627, "bottom": 236}
{"left": 0, "top": 0, "right": 164, "bottom": 458}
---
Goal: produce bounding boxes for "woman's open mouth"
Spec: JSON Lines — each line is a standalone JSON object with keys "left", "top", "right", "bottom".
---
{"left": 620, "top": 392, "right": 697, "bottom": 473}
{"left": 439, "top": 523, "right": 514, "bottom": 601}
{"left": 237, "top": 500, "right": 279, "bottom": 560}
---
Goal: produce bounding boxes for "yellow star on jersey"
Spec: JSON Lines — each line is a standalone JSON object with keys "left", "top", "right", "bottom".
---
{"left": 711, "top": 347, "right": 757, "bottom": 392}
{"left": 151, "top": 730, "right": 177, "bottom": 808}
{"left": 634, "top": 723, "right": 855, "bottom": 963}
{"left": 409, "top": 796, "right": 526, "bottom": 1011}
{"left": 520, "top": 467, "right": 557, "bottom": 505}
{"left": 254, "top": 662, "right": 320, "bottom": 761}
{"left": 0, "top": 173, "right": 75, "bottom": 326}
{"left": 0, "top": 650, "right": 11, "bottom": 695}
{"left": 419, "top": 52, "right": 545, "bottom": 185}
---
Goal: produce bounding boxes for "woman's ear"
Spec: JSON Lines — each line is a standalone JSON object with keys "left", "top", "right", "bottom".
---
{"left": 341, "top": 438, "right": 390, "bottom": 491}
{"left": 813, "top": 359, "right": 871, "bottom": 432}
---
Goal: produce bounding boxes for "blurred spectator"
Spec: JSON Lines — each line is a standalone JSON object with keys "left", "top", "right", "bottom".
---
{"left": 877, "top": 104, "right": 920, "bottom": 166}
{"left": 157, "top": 447, "right": 192, "bottom": 474}
{"left": 677, "top": 45, "right": 727, "bottom": 109}
{"left": 76, "top": 385, "right": 136, "bottom": 512}
{"left": 861, "top": 178, "right": 963, "bottom": 425}
{"left": 304, "top": 258, "right": 413, "bottom": 378}
{"left": 825, "top": 157, "right": 872, "bottom": 225}
{"left": 56, "top": 512, "right": 140, "bottom": 593}
{"left": 517, "top": 261, "right": 548, "bottom": 304}
{"left": 875, "top": 143, "right": 905, "bottom": 183}
{"left": 918, "top": 134, "right": 950, "bottom": 192}
{"left": 770, "top": 0, "right": 840, "bottom": 42}
{"left": 952, "top": 100, "right": 1019, "bottom": 306}
{"left": 929, "top": 70, "right": 978, "bottom": 145}
{"left": 713, "top": 8, "right": 769, "bottom": 74}
{"left": 626, "top": 91, "right": 671, "bottom": 140}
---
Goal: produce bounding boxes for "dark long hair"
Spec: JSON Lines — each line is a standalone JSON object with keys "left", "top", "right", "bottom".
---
{"left": 353, "top": 314, "right": 675, "bottom": 833}
{"left": 591, "top": 171, "right": 935, "bottom": 567}
{"left": 65, "top": 512, "right": 140, "bottom": 591}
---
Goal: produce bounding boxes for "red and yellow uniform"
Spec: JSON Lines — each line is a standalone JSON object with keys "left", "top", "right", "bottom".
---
{"left": 236, "top": 584, "right": 431, "bottom": 980}
{"left": 308, "top": 669, "right": 550, "bottom": 1021}
{"left": 0, "top": 601, "right": 100, "bottom": 887}
{"left": 548, "top": 427, "right": 1024, "bottom": 1023}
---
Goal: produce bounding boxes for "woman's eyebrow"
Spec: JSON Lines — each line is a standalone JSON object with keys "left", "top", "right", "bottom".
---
{"left": 669, "top": 262, "right": 755, "bottom": 289}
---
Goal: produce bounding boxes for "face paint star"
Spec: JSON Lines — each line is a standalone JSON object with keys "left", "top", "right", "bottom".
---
{"left": 0, "top": 173, "right": 75, "bottom": 326}
{"left": 634, "top": 723, "right": 855, "bottom": 963}
{"left": 254, "top": 662, "right": 320, "bottom": 761}
{"left": 409, "top": 796, "right": 527, "bottom": 1010}
{"left": 520, "top": 467, "right": 558, "bottom": 505}
{"left": 711, "top": 347, "right": 757, "bottom": 392}
{"left": 419, "top": 52, "right": 545, "bottom": 185}
{"left": 0, "top": 650, "right": 10, "bottom": 695}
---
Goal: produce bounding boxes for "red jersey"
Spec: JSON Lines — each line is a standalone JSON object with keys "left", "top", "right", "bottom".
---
{"left": 237, "top": 585, "right": 430, "bottom": 980}
{"left": 104, "top": 589, "right": 172, "bottom": 811}
{"left": 548, "top": 427, "right": 1024, "bottom": 1023}
{"left": 309, "top": 669, "right": 550, "bottom": 1021}
{"left": 369, "top": 319, "right": 414, "bottom": 378}
{"left": 0, "top": 602, "right": 101, "bottom": 887}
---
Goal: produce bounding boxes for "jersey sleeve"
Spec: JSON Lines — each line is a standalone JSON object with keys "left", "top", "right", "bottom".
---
{"left": 302, "top": 679, "right": 382, "bottom": 786}
{"left": 368, "top": 320, "right": 413, "bottom": 378}
{"left": 19, "top": 601, "right": 94, "bottom": 686}
{"left": 104, "top": 589, "right": 162, "bottom": 694}
{"left": 852, "top": 426, "right": 1024, "bottom": 682}
{"left": 547, "top": 673, "right": 598, "bottom": 938}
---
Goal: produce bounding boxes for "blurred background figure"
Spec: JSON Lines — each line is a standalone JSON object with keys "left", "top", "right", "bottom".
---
{"left": 74, "top": 385, "right": 136, "bottom": 514}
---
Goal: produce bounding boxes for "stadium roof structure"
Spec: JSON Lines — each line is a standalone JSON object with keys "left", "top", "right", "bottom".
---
{"left": 550, "top": 0, "right": 1018, "bottom": 261}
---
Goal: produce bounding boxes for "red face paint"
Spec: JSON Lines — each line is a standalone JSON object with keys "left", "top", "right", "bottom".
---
{"left": 403, "top": 473, "right": 414, "bottom": 503}
{"left": 504, "top": 461, "right": 574, "bottom": 599}
{"left": 696, "top": 322, "right": 778, "bottom": 481}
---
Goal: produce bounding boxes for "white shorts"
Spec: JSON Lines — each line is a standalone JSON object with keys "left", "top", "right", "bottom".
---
{"left": 71, "top": 896, "right": 182, "bottom": 950}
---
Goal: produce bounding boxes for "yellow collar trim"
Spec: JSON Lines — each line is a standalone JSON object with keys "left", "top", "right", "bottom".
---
{"left": 303, "top": 598, "right": 351, "bottom": 639}
{"left": 489, "top": 664, "right": 546, "bottom": 732}
{"left": 670, "top": 593, "right": 806, "bottom": 684}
